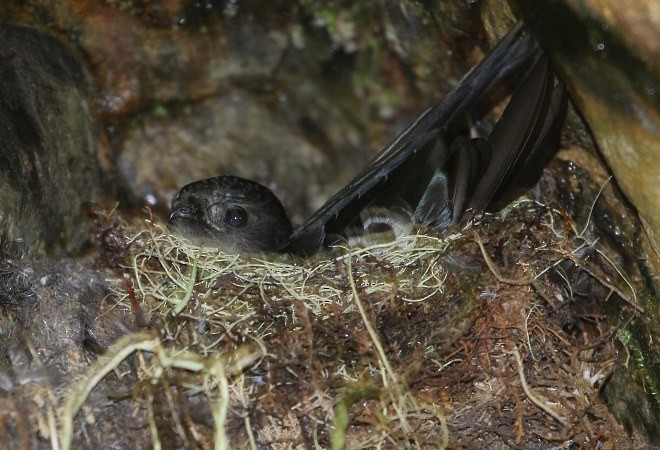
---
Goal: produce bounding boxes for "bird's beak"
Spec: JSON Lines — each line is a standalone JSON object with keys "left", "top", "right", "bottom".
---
{"left": 169, "top": 207, "right": 193, "bottom": 221}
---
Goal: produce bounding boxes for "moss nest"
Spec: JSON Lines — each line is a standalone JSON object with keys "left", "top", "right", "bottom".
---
{"left": 48, "top": 199, "right": 646, "bottom": 448}
{"left": 2, "top": 199, "right": 650, "bottom": 449}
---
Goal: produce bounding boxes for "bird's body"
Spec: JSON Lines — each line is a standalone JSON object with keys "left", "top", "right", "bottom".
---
{"left": 169, "top": 23, "right": 567, "bottom": 256}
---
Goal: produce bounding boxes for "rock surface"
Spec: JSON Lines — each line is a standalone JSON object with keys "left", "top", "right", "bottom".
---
{"left": 515, "top": 0, "right": 660, "bottom": 257}
{"left": 0, "top": 24, "right": 105, "bottom": 254}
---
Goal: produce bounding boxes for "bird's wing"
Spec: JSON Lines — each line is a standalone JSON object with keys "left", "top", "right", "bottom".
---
{"left": 468, "top": 53, "right": 568, "bottom": 212}
{"left": 287, "top": 22, "right": 541, "bottom": 256}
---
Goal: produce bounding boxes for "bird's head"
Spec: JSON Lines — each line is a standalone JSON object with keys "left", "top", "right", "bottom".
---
{"left": 169, "top": 176, "right": 293, "bottom": 253}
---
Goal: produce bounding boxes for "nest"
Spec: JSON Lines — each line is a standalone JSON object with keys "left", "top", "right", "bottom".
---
{"left": 3, "top": 200, "right": 647, "bottom": 449}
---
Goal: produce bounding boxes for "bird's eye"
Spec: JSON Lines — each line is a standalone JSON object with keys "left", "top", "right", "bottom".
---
{"left": 224, "top": 206, "right": 248, "bottom": 227}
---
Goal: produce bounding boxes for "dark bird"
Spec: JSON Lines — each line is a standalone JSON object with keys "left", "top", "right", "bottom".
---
{"left": 169, "top": 23, "right": 567, "bottom": 256}
{"left": 169, "top": 175, "right": 293, "bottom": 253}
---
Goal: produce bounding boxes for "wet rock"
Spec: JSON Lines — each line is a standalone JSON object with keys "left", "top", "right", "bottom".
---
{"left": 117, "top": 90, "right": 326, "bottom": 222}
{"left": 514, "top": 0, "right": 660, "bottom": 258}
{"left": 0, "top": 24, "right": 104, "bottom": 255}
{"left": 1, "top": 1, "right": 292, "bottom": 119}
{"left": 78, "top": 5, "right": 290, "bottom": 118}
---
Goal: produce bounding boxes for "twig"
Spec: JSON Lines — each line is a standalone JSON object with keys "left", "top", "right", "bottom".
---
{"left": 509, "top": 347, "right": 570, "bottom": 437}
{"left": 475, "top": 238, "right": 532, "bottom": 285}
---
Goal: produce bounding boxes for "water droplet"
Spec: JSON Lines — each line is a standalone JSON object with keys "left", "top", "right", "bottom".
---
{"left": 224, "top": 0, "right": 239, "bottom": 18}
{"left": 643, "top": 84, "right": 656, "bottom": 97}
{"left": 144, "top": 193, "right": 158, "bottom": 206}
{"left": 593, "top": 41, "right": 608, "bottom": 59}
